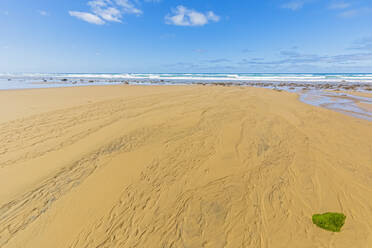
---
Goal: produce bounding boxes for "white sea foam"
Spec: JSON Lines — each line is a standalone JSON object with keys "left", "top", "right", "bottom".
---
{"left": 1, "top": 73, "right": 372, "bottom": 87}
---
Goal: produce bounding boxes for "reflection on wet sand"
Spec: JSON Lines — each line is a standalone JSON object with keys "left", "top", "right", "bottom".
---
{"left": 300, "top": 90, "right": 372, "bottom": 121}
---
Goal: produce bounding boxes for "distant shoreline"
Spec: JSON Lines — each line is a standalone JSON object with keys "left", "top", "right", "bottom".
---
{"left": 0, "top": 81, "right": 371, "bottom": 123}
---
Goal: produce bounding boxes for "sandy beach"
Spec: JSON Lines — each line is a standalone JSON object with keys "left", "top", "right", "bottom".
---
{"left": 0, "top": 85, "right": 371, "bottom": 248}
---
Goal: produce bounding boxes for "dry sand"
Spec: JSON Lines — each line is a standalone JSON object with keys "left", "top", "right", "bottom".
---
{"left": 0, "top": 85, "right": 371, "bottom": 248}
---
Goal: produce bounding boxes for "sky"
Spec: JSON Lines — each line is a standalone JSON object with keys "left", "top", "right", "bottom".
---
{"left": 0, "top": 0, "right": 372, "bottom": 73}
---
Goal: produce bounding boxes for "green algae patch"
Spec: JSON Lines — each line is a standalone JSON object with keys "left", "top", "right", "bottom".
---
{"left": 312, "top": 212, "right": 346, "bottom": 232}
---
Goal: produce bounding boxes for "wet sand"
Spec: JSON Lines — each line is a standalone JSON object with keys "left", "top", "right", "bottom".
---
{"left": 0, "top": 85, "right": 371, "bottom": 248}
{"left": 357, "top": 102, "right": 372, "bottom": 112}
{"left": 332, "top": 90, "right": 372, "bottom": 98}
{"left": 300, "top": 89, "right": 372, "bottom": 121}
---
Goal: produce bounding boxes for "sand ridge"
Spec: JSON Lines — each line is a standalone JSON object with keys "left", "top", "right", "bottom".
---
{"left": 0, "top": 85, "right": 371, "bottom": 248}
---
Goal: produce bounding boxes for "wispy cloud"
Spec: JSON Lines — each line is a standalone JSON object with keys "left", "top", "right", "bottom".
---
{"left": 328, "top": 1, "right": 350, "bottom": 10}
{"left": 239, "top": 48, "right": 372, "bottom": 66}
{"left": 38, "top": 10, "right": 50, "bottom": 16}
{"left": 329, "top": 52, "right": 372, "bottom": 65}
{"left": 166, "top": 62, "right": 199, "bottom": 69}
{"left": 115, "top": 0, "right": 142, "bottom": 15}
{"left": 69, "top": 11, "right": 106, "bottom": 25}
{"left": 203, "top": 59, "right": 231, "bottom": 63}
{"left": 167, "top": 44, "right": 372, "bottom": 71}
{"left": 193, "top": 49, "right": 207, "bottom": 53}
{"left": 69, "top": 0, "right": 141, "bottom": 25}
{"left": 349, "top": 37, "right": 372, "bottom": 51}
{"left": 165, "top": 61, "right": 237, "bottom": 72}
{"left": 339, "top": 7, "right": 372, "bottom": 18}
{"left": 165, "top": 6, "right": 220, "bottom": 26}
{"left": 281, "top": 1, "right": 307, "bottom": 11}
{"left": 338, "top": 9, "right": 357, "bottom": 17}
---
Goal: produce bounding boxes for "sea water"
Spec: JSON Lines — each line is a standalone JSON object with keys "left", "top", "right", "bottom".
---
{"left": 1, "top": 73, "right": 372, "bottom": 89}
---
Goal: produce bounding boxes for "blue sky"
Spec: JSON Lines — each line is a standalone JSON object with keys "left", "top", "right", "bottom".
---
{"left": 1, "top": 0, "right": 372, "bottom": 73}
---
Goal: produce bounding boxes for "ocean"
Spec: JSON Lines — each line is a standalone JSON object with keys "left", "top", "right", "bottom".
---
{"left": 1, "top": 73, "right": 372, "bottom": 90}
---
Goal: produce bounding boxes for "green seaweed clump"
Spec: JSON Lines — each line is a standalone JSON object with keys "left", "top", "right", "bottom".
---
{"left": 312, "top": 212, "right": 346, "bottom": 232}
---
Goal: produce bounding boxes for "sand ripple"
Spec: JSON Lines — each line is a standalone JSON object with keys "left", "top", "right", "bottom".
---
{"left": 0, "top": 86, "right": 371, "bottom": 248}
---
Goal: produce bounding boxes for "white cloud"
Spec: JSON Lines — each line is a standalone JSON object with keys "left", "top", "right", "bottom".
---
{"left": 69, "top": 0, "right": 141, "bottom": 25}
{"left": 165, "top": 6, "right": 220, "bottom": 26}
{"left": 89, "top": 0, "right": 122, "bottom": 22}
{"left": 207, "top": 11, "right": 220, "bottom": 22}
{"left": 88, "top": 0, "right": 107, "bottom": 8}
{"left": 329, "top": 2, "right": 351, "bottom": 10}
{"left": 97, "top": 7, "right": 122, "bottom": 22}
{"left": 38, "top": 10, "right": 49, "bottom": 16}
{"left": 115, "top": 0, "right": 142, "bottom": 15}
{"left": 69, "top": 11, "right": 105, "bottom": 25}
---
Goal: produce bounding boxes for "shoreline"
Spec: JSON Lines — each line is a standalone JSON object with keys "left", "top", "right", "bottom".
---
{"left": 1, "top": 82, "right": 371, "bottom": 122}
